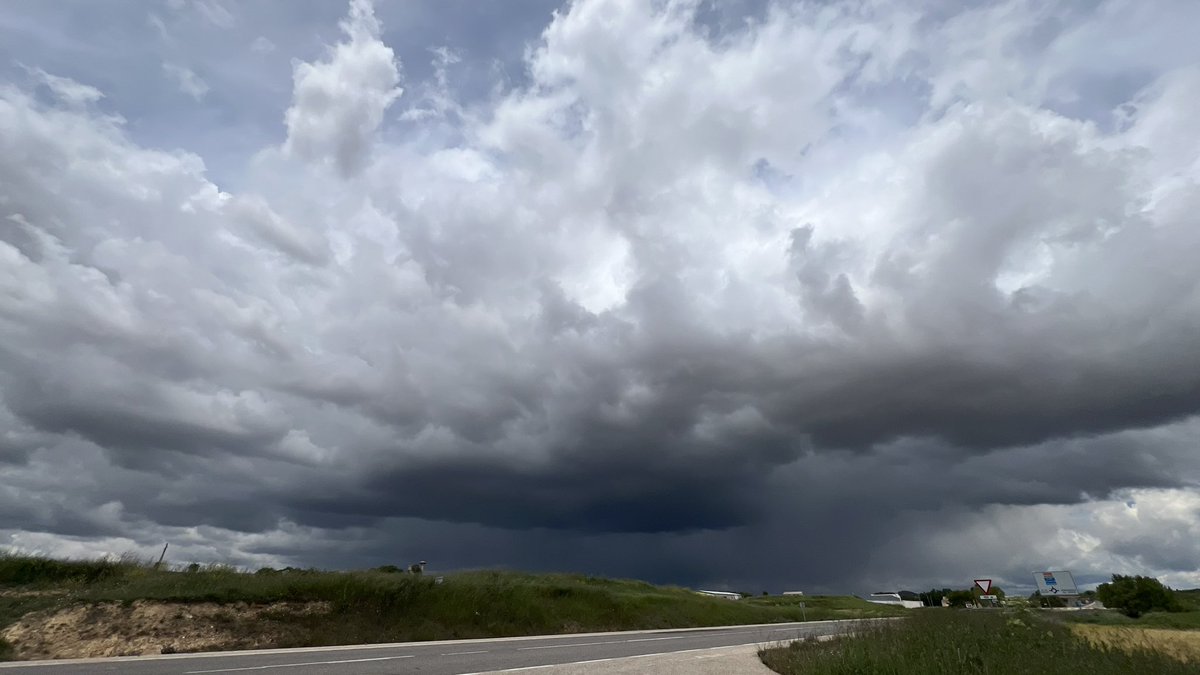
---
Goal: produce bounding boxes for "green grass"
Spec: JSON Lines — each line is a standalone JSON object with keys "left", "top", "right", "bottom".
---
{"left": 1064, "top": 609, "right": 1200, "bottom": 631}
{"left": 1175, "top": 589, "right": 1200, "bottom": 611}
{"left": 745, "top": 594, "right": 906, "bottom": 616}
{"left": 0, "top": 554, "right": 137, "bottom": 586}
{"left": 760, "top": 609, "right": 1198, "bottom": 675}
{"left": 0, "top": 554, "right": 901, "bottom": 656}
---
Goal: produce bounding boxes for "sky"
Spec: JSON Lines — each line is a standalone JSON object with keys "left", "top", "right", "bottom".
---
{"left": 1, "top": 0, "right": 1199, "bottom": 597}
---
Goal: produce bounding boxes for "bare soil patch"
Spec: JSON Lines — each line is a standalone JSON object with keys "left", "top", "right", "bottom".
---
{"left": 1, "top": 600, "right": 330, "bottom": 660}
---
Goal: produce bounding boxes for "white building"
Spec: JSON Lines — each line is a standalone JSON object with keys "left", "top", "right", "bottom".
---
{"left": 866, "top": 592, "right": 923, "bottom": 609}
{"left": 696, "top": 590, "right": 741, "bottom": 600}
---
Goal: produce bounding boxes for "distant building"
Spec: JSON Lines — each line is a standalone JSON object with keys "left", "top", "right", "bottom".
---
{"left": 782, "top": 591, "right": 805, "bottom": 596}
{"left": 696, "top": 590, "right": 741, "bottom": 600}
{"left": 867, "top": 592, "right": 904, "bottom": 605}
{"left": 866, "top": 592, "right": 923, "bottom": 609}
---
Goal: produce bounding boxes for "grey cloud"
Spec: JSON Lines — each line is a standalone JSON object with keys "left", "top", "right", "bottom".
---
{"left": 2, "top": 0, "right": 1200, "bottom": 593}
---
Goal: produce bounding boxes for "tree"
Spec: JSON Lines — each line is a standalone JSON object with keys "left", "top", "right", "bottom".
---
{"left": 946, "top": 590, "right": 975, "bottom": 607}
{"left": 924, "top": 588, "right": 955, "bottom": 607}
{"left": 1096, "top": 574, "right": 1181, "bottom": 618}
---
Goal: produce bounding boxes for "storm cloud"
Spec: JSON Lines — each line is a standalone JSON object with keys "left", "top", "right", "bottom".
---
{"left": 1, "top": 0, "right": 1199, "bottom": 595}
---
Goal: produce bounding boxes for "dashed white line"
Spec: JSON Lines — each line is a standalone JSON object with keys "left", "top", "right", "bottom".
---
{"left": 184, "top": 655, "right": 413, "bottom": 673}
{"left": 456, "top": 644, "right": 762, "bottom": 674}
{"left": 516, "top": 633, "right": 702, "bottom": 650}
{"left": 442, "top": 650, "right": 489, "bottom": 656}
{"left": 518, "top": 639, "right": 627, "bottom": 651}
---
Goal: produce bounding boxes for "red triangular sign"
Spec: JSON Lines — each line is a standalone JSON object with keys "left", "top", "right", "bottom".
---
{"left": 974, "top": 579, "right": 992, "bottom": 593}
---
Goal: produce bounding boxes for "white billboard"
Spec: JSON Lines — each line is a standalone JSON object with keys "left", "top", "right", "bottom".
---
{"left": 1034, "top": 570, "right": 1079, "bottom": 596}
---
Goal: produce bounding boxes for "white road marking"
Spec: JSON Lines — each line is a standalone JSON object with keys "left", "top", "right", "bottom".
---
{"left": 518, "top": 640, "right": 627, "bottom": 651}
{"left": 458, "top": 657, "right": 622, "bottom": 674}
{"left": 184, "top": 655, "right": 413, "bottom": 673}
{"left": 442, "top": 650, "right": 489, "bottom": 655}
{"left": 517, "top": 633, "right": 705, "bottom": 650}
{"left": 456, "top": 644, "right": 764, "bottom": 674}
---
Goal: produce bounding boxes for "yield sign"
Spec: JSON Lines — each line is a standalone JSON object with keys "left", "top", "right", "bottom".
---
{"left": 974, "top": 579, "right": 992, "bottom": 594}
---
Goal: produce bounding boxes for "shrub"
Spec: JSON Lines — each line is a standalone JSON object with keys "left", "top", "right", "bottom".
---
{"left": 946, "top": 590, "right": 974, "bottom": 607}
{"left": 1097, "top": 575, "right": 1181, "bottom": 618}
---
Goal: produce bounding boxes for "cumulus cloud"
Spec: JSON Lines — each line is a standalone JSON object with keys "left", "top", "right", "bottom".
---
{"left": 283, "top": 0, "right": 402, "bottom": 177}
{"left": 1, "top": 0, "right": 1199, "bottom": 593}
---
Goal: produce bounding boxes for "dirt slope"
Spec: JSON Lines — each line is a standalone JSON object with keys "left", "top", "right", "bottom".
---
{"left": 2, "top": 601, "right": 330, "bottom": 660}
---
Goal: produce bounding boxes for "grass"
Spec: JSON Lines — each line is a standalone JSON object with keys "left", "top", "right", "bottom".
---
{"left": 1070, "top": 624, "right": 1200, "bottom": 664}
{"left": 0, "top": 553, "right": 902, "bottom": 657}
{"left": 759, "top": 609, "right": 1199, "bottom": 675}
{"left": 744, "top": 594, "right": 907, "bottom": 620}
{"left": 1064, "top": 609, "right": 1200, "bottom": 630}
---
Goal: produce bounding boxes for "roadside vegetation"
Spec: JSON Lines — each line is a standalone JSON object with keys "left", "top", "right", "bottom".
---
{"left": 1095, "top": 574, "right": 1188, "bottom": 617}
{"left": 0, "top": 553, "right": 902, "bottom": 660}
{"left": 745, "top": 593, "right": 909, "bottom": 616}
{"left": 760, "top": 608, "right": 1199, "bottom": 674}
{"left": 1065, "top": 609, "right": 1200, "bottom": 631}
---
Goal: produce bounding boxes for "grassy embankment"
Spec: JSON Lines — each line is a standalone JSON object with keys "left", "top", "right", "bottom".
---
{"left": 760, "top": 609, "right": 1199, "bottom": 674}
{"left": 0, "top": 553, "right": 903, "bottom": 660}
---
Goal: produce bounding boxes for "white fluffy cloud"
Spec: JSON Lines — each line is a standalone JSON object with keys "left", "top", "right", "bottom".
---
{"left": 1, "top": 0, "right": 1199, "bottom": 591}
{"left": 283, "top": 0, "right": 402, "bottom": 177}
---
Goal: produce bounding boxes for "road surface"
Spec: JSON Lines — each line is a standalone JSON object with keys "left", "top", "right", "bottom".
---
{"left": 0, "top": 619, "right": 870, "bottom": 674}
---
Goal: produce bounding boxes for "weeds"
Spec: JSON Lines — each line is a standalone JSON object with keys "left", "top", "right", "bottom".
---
{"left": 0, "top": 553, "right": 140, "bottom": 586}
{"left": 1070, "top": 624, "right": 1200, "bottom": 663}
{"left": 1065, "top": 609, "right": 1200, "bottom": 630}
{"left": 759, "top": 609, "right": 1199, "bottom": 674}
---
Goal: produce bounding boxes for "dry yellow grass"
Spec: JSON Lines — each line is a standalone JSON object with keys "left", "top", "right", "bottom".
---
{"left": 1070, "top": 624, "right": 1200, "bottom": 663}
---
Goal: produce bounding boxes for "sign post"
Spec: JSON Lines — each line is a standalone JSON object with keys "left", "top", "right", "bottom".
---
{"left": 1034, "top": 571, "right": 1079, "bottom": 598}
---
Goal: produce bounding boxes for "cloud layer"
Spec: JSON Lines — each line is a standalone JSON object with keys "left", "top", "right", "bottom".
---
{"left": 1, "top": 0, "right": 1199, "bottom": 594}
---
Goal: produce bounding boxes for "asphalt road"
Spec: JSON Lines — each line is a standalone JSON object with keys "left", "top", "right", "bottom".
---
{"left": 0, "top": 619, "right": 870, "bottom": 674}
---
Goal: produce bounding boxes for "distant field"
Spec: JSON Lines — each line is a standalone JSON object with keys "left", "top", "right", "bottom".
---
{"left": 760, "top": 609, "right": 1198, "bottom": 675}
{"left": 0, "top": 554, "right": 899, "bottom": 660}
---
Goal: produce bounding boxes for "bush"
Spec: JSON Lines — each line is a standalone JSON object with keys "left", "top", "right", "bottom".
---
{"left": 946, "top": 590, "right": 974, "bottom": 607}
{"left": 1096, "top": 575, "right": 1181, "bottom": 618}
